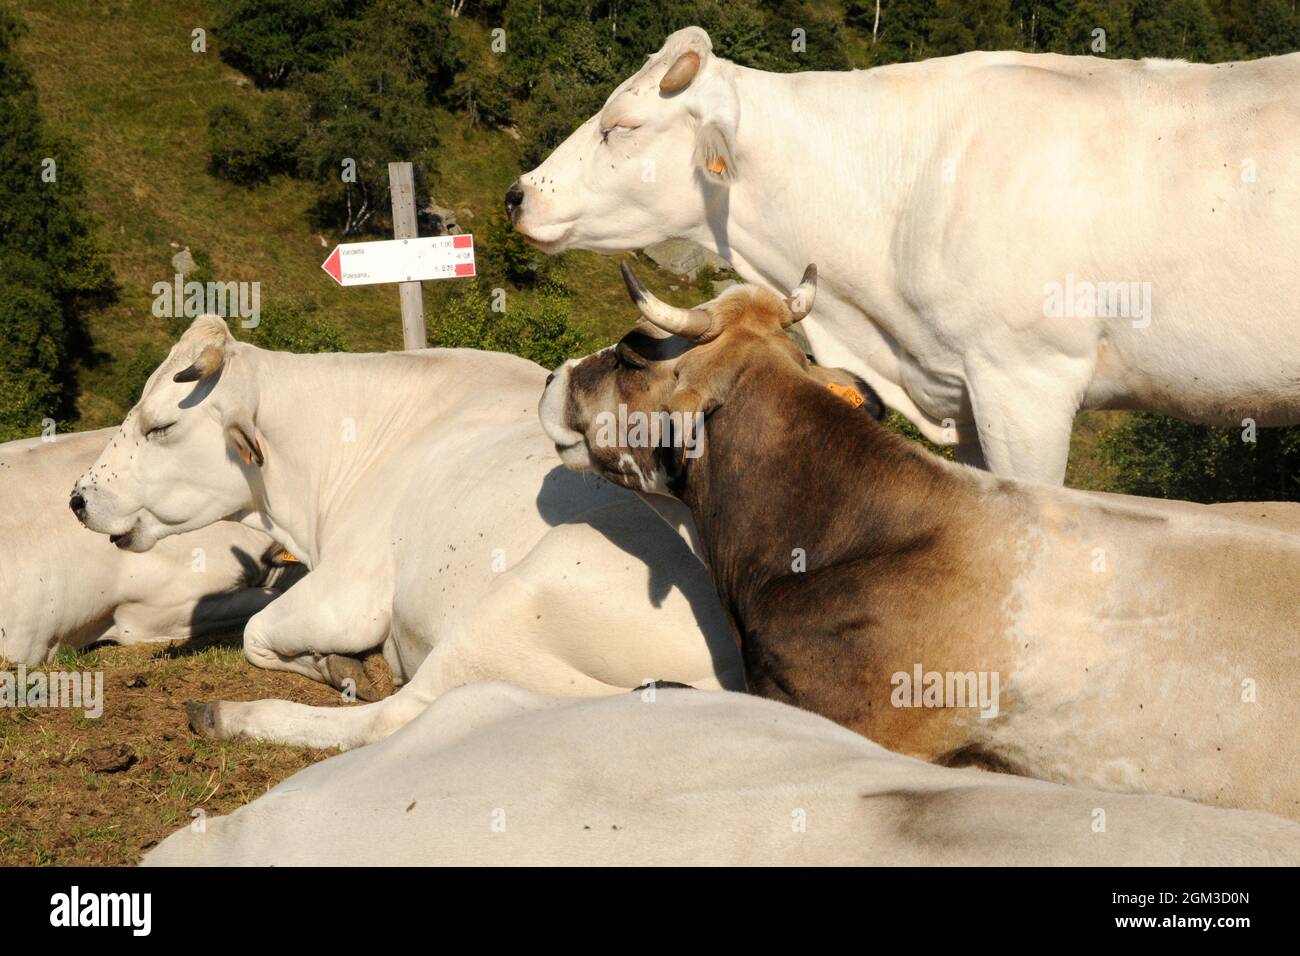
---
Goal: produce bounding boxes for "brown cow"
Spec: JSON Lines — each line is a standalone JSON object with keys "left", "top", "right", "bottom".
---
{"left": 539, "top": 264, "right": 1300, "bottom": 820}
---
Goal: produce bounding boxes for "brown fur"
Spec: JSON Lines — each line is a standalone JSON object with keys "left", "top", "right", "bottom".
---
{"left": 558, "top": 286, "right": 1022, "bottom": 762}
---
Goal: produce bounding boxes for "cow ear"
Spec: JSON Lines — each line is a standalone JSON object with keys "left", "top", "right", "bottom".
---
{"left": 694, "top": 121, "right": 737, "bottom": 183}
{"left": 807, "top": 366, "right": 889, "bottom": 421}
{"left": 654, "top": 394, "right": 708, "bottom": 496}
{"left": 226, "top": 421, "right": 264, "bottom": 467}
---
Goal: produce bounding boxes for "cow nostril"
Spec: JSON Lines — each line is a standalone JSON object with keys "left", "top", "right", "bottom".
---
{"left": 545, "top": 371, "right": 556, "bottom": 387}
{"left": 69, "top": 493, "right": 86, "bottom": 516}
{"left": 504, "top": 181, "right": 524, "bottom": 222}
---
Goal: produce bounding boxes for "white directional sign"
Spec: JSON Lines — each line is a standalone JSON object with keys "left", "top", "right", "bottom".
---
{"left": 321, "top": 234, "right": 476, "bottom": 286}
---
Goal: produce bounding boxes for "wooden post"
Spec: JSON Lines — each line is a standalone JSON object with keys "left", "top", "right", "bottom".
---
{"left": 388, "top": 162, "right": 427, "bottom": 350}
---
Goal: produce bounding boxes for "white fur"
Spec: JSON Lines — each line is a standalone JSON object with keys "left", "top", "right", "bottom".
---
{"left": 143, "top": 684, "right": 1300, "bottom": 866}
{"left": 0, "top": 429, "right": 281, "bottom": 664}
{"left": 514, "top": 28, "right": 1300, "bottom": 483}
{"left": 73, "top": 329, "right": 740, "bottom": 748}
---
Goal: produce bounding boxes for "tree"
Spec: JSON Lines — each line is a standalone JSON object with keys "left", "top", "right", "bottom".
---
{"left": 295, "top": 0, "right": 458, "bottom": 233}
{"left": 1101, "top": 414, "right": 1300, "bottom": 502}
{"left": 0, "top": 10, "right": 112, "bottom": 441}
{"left": 211, "top": 0, "right": 362, "bottom": 88}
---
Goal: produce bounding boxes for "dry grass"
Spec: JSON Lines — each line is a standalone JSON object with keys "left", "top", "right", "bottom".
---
{"left": 0, "top": 637, "right": 345, "bottom": 866}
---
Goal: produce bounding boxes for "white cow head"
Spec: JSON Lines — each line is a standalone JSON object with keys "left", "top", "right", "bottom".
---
{"left": 505, "top": 26, "right": 738, "bottom": 253}
{"left": 69, "top": 315, "right": 264, "bottom": 552}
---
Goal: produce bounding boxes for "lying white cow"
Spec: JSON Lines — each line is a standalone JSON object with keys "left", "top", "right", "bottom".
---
{"left": 1, "top": 429, "right": 288, "bottom": 665}
{"left": 507, "top": 27, "right": 1300, "bottom": 483}
{"left": 143, "top": 684, "right": 1300, "bottom": 866}
{"left": 69, "top": 316, "right": 739, "bottom": 747}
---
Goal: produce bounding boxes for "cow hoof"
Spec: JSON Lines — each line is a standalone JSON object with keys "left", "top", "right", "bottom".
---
{"left": 361, "top": 650, "right": 395, "bottom": 700}
{"left": 324, "top": 654, "right": 384, "bottom": 702}
{"left": 186, "top": 701, "right": 218, "bottom": 738}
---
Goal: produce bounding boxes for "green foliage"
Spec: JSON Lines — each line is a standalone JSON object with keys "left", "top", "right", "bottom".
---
{"left": 101, "top": 344, "right": 168, "bottom": 414}
{"left": 885, "top": 411, "right": 957, "bottom": 461}
{"left": 246, "top": 300, "right": 349, "bottom": 353}
{"left": 0, "top": 9, "right": 113, "bottom": 442}
{"left": 431, "top": 281, "right": 591, "bottom": 370}
{"left": 481, "top": 208, "right": 565, "bottom": 289}
{"left": 208, "top": 0, "right": 461, "bottom": 233}
{"left": 207, "top": 94, "right": 307, "bottom": 185}
{"left": 1100, "top": 414, "right": 1300, "bottom": 502}
{"left": 210, "top": 0, "right": 361, "bottom": 87}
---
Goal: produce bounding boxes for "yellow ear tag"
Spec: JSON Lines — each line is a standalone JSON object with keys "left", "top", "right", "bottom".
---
{"left": 827, "top": 382, "right": 866, "bottom": 409}
{"left": 707, "top": 156, "right": 726, "bottom": 176}
{"left": 278, "top": 551, "right": 300, "bottom": 563}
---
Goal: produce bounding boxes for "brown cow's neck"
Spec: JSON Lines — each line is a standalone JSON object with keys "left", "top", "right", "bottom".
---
{"left": 679, "top": 356, "right": 972, "bottom": 720}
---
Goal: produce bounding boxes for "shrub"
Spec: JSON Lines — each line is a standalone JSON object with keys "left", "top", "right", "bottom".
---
{"left": 102, "top": 344, "right": 169, "bottom": 414}
{"left": 431, "top": 281, "right": 590, "bottom": 369}
{"left": 210, "top": 0, "right": 359, "bottom": 88}
{"left": 1100, "top": 413, "right": 1300, "bottom": 503}
{"left": 247, "top": 300, "right": 348, "bottom": 353}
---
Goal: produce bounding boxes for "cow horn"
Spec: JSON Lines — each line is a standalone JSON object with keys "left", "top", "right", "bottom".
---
{"left": 620, "top": 262, "right": 713, "bottom": 339}
{"left": 659, "top": 51, "right": 700, "bottom": 94}
{"left": 783, "top": 264, "right": 817, "bottom": 326}
{"left": 173, "top": 344, "right": 226, "bottom": 383}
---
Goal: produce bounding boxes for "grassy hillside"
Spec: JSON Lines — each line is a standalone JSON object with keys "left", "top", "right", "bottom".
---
{"left": 12, "top": 0, "right": 713, "bottom": 428}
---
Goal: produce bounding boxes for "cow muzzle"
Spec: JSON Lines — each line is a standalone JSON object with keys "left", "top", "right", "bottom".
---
{"left": 504, "top": 180, "right": 525, "bottom": 225}
{"left": 538, "top": 362, "right": 592, "bottom": 471}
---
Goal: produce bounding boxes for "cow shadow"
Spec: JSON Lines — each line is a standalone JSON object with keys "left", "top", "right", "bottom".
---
{"left": 534, "top": 466, "right": 740, "bottom": 688}
{"left": 164, "top": 545, "right": 310, "bottom": 659}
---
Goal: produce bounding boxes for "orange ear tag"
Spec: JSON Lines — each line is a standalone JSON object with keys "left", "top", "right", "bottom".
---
{"left": 278, "top": 551, "right": 300, "bottom": 563}
{"left": 707, "top": 156, "right": 726, "bottom": 176}
{"left": 826, "top": 382, "right": 866, "bottom": 409}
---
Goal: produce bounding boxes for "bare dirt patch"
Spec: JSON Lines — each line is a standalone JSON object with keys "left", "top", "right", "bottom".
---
{"left": 0, "top": 636, "right": 350, "bottom": 865}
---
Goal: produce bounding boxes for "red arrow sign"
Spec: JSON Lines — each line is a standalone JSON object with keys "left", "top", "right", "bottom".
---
{"left": 321, "top": 246, "right": 342, "bottom": 284}
{"left": 320, "top": 235, "right": 475, "bottom": 287}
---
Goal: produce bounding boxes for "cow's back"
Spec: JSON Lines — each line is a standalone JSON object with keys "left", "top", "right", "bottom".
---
{"left": 143, "top": 685, "right": 1300, "bottom": 866}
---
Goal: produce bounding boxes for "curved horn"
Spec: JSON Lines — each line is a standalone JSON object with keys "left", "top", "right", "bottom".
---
{"left": 659, "top": 51, "right": 700, "bottom": 94}
{"left": 620, "top": 262, "right": 714, "bottom": 339}
{"left": 783, "top": 264, "right": 817, "bottom": 326}
{"left": 173, "top": 344, "right": 226, "bottom": 383}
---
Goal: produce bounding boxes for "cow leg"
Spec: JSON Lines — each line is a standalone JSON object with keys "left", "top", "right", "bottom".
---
{"left": 963, "top": 360, "right": 1085, "bottom": 484}
{"left": 238, "top": 564, "right": 391, "bottom": 688}
{"left": 185, "top": 550, "right": 648, "bottom": 748}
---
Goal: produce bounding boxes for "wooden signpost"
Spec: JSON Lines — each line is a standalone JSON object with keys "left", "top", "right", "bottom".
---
{"left": 320, "top": 162, "right": 476, "bottom": 350}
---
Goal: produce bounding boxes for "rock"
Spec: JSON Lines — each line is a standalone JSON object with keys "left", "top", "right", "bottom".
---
{"left": 170, "top": 247, "right": 196, "bottom": 276}
{"left": 419, "top": 203, "right": 461, "bottom": 236}
{"left": 642, "top": 239, "right": 730, "bottom": 280}
{"left": 711, "top": 279, "right": 740, "bottom": 295}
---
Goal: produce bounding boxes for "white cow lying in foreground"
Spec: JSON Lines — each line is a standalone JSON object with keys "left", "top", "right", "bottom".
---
{"left": 0, "top": 429, "right": 287, "bottom": 665}
{"left": 508, "top": 27, "right": 1300, "bottom": 482}
{"left": 70, "top": 316, "right": 739, "bottom": 747}
{"left": 143, "top": 684, "right": 1300, "bottom": 866}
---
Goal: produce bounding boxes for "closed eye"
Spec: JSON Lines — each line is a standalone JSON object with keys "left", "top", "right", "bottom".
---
{"left": 600, "top": 124, "right": 639, "bottom": 145}
{"left": 146, "top": 423, "right": 175, "bottom": 440}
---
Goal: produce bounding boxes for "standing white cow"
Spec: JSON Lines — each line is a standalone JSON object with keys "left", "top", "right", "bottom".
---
{"left": 142, "top": 683, "right": 1300, "bottom": 866}
{"left": 506, "top": 27, "right": 1300, "bottom": 483}
{"left": 69, "top": 316, "right": 739, "bottom": 748}
{"left": 1, "top": 429, "right": 288, "bottom": 665}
